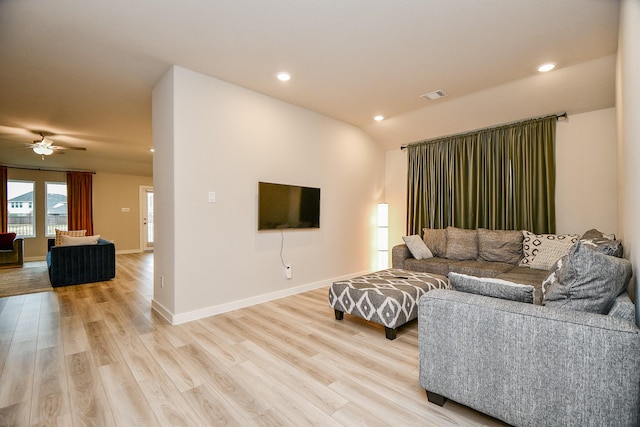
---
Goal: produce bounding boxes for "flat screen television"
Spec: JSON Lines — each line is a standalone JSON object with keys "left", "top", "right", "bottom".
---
{"left": 258, "top": 181, "right": 321, "bottom": 230}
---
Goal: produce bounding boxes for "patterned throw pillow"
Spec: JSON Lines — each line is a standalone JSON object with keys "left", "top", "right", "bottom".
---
{"left": 519, "top": 231, "right": 579, "bottom": 268}
{"left": 55, "top": 229, "right": 87, "bottom": 246}
{"left": 402, "top": 235, "right": 433, "bottom": 260}
{"left": 528, "top": 239, "right": 576, "bottom": 270}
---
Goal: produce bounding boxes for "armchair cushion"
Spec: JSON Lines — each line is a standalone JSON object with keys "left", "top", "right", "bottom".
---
{"left": 0, "top": 232, "right": 16, "bottom": 250}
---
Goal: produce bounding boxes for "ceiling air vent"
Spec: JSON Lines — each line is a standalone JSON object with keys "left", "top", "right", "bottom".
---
{"left": 420, "top": 90, "right": 447, "bottom": 100}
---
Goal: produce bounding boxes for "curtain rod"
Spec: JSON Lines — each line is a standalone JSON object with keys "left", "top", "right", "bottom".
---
{"left": 1, "top": 164, "right": 96, "bottom": 174}
{"left": 400, "top": 112, "right": 567, "bottom": 150}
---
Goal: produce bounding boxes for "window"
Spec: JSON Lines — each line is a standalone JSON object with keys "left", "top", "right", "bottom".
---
{"left": 7, "top": 180, "right": 35, "bottom": 238}
{"left": 46, "top": 182, "right": 68, "bottom": 236}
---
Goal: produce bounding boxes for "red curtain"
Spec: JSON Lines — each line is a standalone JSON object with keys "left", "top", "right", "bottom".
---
{"left": 67, "top": 171, "right": 94, "bottom": 235}
{"left": 0, "top": 166, "right": 7, "bottom": 233}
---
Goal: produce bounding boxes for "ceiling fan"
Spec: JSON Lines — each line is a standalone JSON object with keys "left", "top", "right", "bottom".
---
{"left": 27, "top": 133, "right": 87, "bottom": 159}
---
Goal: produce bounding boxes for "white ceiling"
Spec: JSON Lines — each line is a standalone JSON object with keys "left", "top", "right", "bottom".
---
{"left": 0, "top": 0, "right": 620, "bottom": 176}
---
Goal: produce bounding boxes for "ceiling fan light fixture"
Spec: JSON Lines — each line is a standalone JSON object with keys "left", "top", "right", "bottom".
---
{"left": 33, "top": 145, "right": 53, "bottom": 155}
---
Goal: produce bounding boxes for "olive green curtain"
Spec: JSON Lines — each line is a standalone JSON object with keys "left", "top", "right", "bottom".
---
{"left": 67, "top": 171, "right": 94, "bottom": 235}
{"left": 407, "top": 116, "right": 556, "bottom": 235}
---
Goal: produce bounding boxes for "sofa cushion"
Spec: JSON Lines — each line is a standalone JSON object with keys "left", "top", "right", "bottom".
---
{"left": 496, "top": 266, "right": 548, "bottom": 305}
{"left": 580, "top": 237, "right": 623, "bottom": 258}
{"left": 0, "top": 232, "right": 16, "bottom": 250}
{"left": 519, "top": 231, "right": 579, "bottom": 268}
{"left": 402, "top": 235, "right": 433, "bottom": 260}
{"left": 445, "top": 227, "right": 478, "bottom": 261}
{"left": 450, "top": 260, "right": 513, "bottom": 278}
{"left": 59, "top": 234, "right": 101, "bottom": 247}
{"left": 543, "top": 241, "right": 632, "bottom": 314}
{"left": 477, "top": 229, "right": 523, "bottom": 265}
{"left": 449, "top": 272, "right": 534, "bottom": 304}
{"left": 403, "top": 257, "right": 452, "bottom": 277}
{"left": 423, "top": 228, "right": 447, "bottom": 258}
{"left": 55, "top": 229, "right": 87, "bottom": 246}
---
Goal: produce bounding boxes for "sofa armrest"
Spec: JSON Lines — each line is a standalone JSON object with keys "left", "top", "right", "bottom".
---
{"left": 418, "top": 289, "right": 640, "bottom": 427}
{"left": 392, "top": 244, "right": 413, "bottom": 269}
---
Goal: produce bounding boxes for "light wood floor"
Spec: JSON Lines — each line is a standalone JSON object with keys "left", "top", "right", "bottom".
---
{"left": 0, "top": 253, "right": 507, "bottom": 426}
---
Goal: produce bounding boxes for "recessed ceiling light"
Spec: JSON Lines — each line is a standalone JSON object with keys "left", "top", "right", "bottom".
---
{"left": 276, "top": 72, "right": 291, "bottom": 81}
{"left": 374, "top": 115, "right": 384, "bottom": 121}
{"left": 537, "top": 62, "right": 556, "bottom": 72}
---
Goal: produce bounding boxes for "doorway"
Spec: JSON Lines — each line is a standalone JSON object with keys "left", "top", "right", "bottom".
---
{"left": 140, "top": 186, "right": 154, "bottom": 251}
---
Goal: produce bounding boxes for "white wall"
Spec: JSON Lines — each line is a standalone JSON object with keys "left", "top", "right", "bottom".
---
{"left": 385, "top": 108, "right": 618, "bottom": 245}
{"left": 153, "top": 66, "right": 385, "bottom": 322}
{"left": 555, "top": 108, "right": 617, "bottom": 235}
{"left": 617, "top": 0, "right": 640, "bottom": 312}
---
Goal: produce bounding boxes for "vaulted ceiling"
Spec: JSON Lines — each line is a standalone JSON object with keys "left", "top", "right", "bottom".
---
{"left": 0, "top": 0, "right": 620, "bottom": 176}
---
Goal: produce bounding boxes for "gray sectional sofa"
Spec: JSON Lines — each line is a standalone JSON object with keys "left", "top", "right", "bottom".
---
{"left": 393, "top": 227, "right": 568, "bottom": 304}
{"left": 394, "top": 227, "right": 640, "bottom": 426}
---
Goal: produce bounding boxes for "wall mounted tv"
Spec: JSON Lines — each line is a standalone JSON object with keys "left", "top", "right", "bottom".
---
{"left": 258, "top": 181, "right": 321, "bottom": 230}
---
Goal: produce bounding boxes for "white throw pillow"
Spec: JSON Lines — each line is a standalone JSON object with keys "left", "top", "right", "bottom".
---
{"left": 529, "top": 239, "right": 575, "bottom": 270}
{"left": 55, "top": 229, "right": 86, "bottom": 246}
{"left": 519, "top": 231, "right": 579, "bottom": 268}
{"left": 402, "top": 235, "right": 433, "bottom": 260}
{"left": 59, "top": 234, "right": 101, "bottom": 247}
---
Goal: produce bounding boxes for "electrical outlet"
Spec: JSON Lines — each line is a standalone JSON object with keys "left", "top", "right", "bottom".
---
{"left": 284, "top": 263, "right": 292, "bottom": 279}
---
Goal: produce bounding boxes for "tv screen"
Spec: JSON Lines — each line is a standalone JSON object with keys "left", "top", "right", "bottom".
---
{"left": 258, "top": 182, "right": 320, "bottom": 230}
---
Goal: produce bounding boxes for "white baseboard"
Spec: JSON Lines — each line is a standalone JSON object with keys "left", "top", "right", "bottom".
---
{"left": 152, "top": 269, "right": 373, "bottom": 325}
{"left": 116, "top": 249, "right": 144, "bottom": 255}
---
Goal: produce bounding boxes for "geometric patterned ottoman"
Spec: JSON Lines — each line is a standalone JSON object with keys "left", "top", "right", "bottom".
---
{"left": 328, "top": 268, "right": 448, "bottom": 339}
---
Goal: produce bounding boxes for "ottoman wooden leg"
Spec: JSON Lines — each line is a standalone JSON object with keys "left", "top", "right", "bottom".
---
{"left": 334, "top": 309, "right": 344, "bottom": 320}
{"left": 384, "top": 327, "right": 397, "bottom": 340}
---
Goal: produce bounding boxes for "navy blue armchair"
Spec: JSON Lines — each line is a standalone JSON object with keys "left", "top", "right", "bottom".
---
{"left": 47, "top": 238, "right": 116, "bottom": 287}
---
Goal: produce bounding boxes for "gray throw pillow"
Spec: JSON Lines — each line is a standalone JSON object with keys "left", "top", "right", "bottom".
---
{"left": 449, "top": 272, "right": 534, "bottom": 304}
{"left": 423, "top": 228, "right": 447, "bottom": 258}
{"left": 581, "top": 228, "right": 616, "bottom": 240}
{"left": 402, "top": 235, "right": 433, "bottom": 260}
{"left": 543, "top": 241, "right": 632, "bottom": 314}
{"left": 477, "top": 228, "right": 523, "bottom": 265}
{"left": 445, "top": 227, "right": 478, "bottom": 261}
{"left": 580, "top": 237, "right": 624, "bottom": 258}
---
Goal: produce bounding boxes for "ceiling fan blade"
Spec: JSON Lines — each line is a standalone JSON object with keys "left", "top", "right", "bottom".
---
{"left": 51, "top": 145, "right": 87, "bottom": 151}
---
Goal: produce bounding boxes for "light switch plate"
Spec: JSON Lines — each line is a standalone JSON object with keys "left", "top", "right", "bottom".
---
{"left": 208, "top": 192, "right": 216, "bottom": 203}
